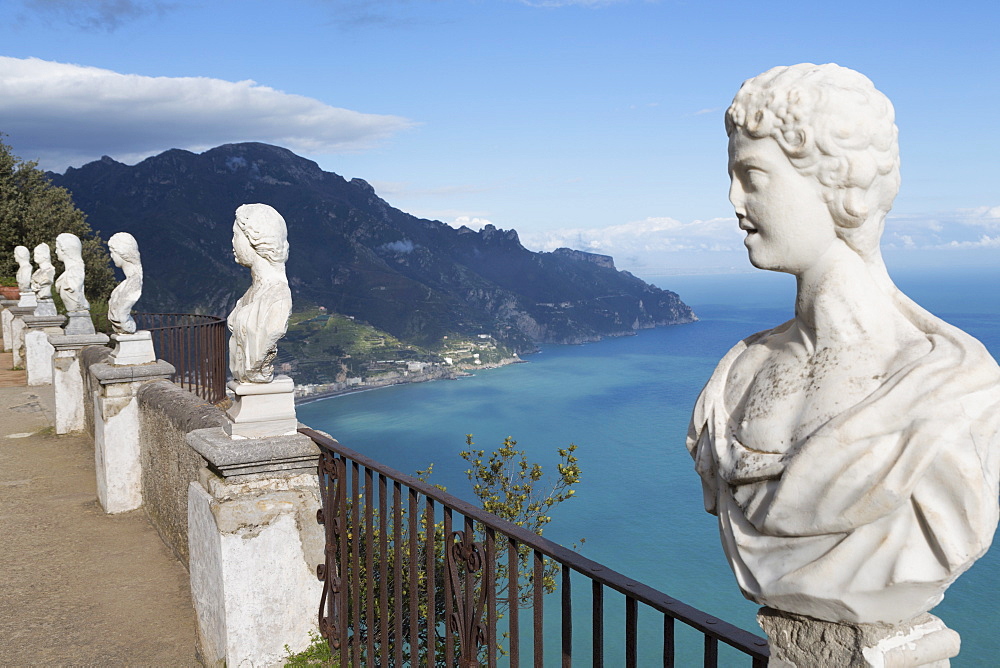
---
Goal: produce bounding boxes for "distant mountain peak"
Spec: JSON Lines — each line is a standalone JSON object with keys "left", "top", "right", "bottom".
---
{"left": 51, "top": 142, "right": 695, "bottom": 351}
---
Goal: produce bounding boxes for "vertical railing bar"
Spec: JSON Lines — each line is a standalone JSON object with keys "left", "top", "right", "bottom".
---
{"left": 704, "top": 635, "right": 718, "bottom": 668}
{"left": 337, "top": 456, "right": 350, "bottom": 668}
{"left": 561, "top": 564, "right": 572, "bottom": 668}
{"left": 364, "top": 467, "right": 375, "bottom": 667}
{"left": 378, "top": 473, "right": 389, "bottom": 663}
{"left": 626, "top": 596, "right": 637, "bottom": 668}
{"left": 462, "top": 514, "right": 475, "bottom": 665}
{"left": 443, "top": 507, "right": 455, "bottom": 667}
{"left": 486, "top": 527, "right": 497, "bottom": 668}
{"left": 350, "top": 462, "right": 361, "bottom": 668}
{"left": 392, "top": 482, "right": 403, "bottom": 667}
{"left": 663, "top": 613, "right": 675, "bottom": 668}
{"left": 408, "top": 487, "right": 419, "bottom": 663}
{"left": 424, "top": 497, "right": 436, "bottom": 665}
{"left": 533, "top": 549, "right": 543, "bottom": 668}
{"left": 592, "top": 582, "right": 604, "bottom": 668}
{"left": 508, "top": 538, "right": 520, "bottom": 668}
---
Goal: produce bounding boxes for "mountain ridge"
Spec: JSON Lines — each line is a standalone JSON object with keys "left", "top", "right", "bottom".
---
{"left": 50, "top": 142, "right": 696, "bottom": 352}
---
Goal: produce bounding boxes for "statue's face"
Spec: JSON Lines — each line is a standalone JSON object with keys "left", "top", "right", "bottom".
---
{"left": 728, "top": 130, "right": 838, "bottom": 274}
{"left": 232, "top": 222, "right": 254, "bottom": 268}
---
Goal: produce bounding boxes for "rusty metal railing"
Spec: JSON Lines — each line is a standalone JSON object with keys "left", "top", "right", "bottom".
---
{"left": 302, "top": 426, "right": 769, "bottom": 667}
{"left": 134, "top": 312, "right": 227, "bottom": 404}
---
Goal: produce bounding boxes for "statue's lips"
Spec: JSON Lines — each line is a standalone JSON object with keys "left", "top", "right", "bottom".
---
{"left": 738, "top": 218, "right": 758, "bottom": 234}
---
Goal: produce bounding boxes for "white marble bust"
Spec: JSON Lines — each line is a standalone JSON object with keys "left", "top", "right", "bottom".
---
{"left": 107, "top": 232, "right": 143, "bottom": 335}
{"left": 30, "top": 243, "right": 55, "bottom": 301}
{"left": 14, "top": 245, "right": 32, "bottom": 291}
{"left": 688, "top": 64, "right": 1000, "bottom": 626}
{"left": 227, "top": 203, "right": 292, "bottom": 384}
{"left": 54, "top": 232, "right": 90, "bottom": 313}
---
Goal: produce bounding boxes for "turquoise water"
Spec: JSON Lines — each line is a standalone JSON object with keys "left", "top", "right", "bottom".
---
{"left": 297, "top": 268, "right": 1000, "bottom": 666}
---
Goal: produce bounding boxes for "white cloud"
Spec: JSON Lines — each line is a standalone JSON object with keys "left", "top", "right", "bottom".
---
{"left": 0, "top": 57, "right": 415, "bottom": 171}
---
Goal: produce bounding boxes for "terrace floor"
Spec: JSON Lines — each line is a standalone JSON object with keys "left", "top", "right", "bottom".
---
{"left": 0, "top": 346, "right": 198, "bottom": 665}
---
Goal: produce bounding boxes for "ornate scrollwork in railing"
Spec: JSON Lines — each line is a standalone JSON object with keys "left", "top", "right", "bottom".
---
{"left": 316, "top": 450, "right": 346, "bottom": 650}
{"left": 447, "top": 529, "right": 487, "bottom": 667}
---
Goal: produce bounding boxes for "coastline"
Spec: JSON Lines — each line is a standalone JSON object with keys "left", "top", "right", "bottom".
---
{"left": 294, "top": 356, "right": 526, "bottom": 406}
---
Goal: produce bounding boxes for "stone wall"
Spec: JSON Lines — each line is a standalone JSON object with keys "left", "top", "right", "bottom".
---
{"left": 137, "top": 379, "right": 227, "bottom": 567}
{"left": 79, "top": 345, "right": 111, "bottom": 437}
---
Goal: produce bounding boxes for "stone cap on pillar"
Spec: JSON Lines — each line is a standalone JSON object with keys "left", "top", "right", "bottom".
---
{"left": 22, "top": 314, "right": 66, "bottom": 329}
{"left": 186, "top": 426, "right": 319, "bottom": 478}
{"left": 89, "top": 359, "right": 175, "bottom": 385}
{"left": 49, "top": 332, "right": 111, "bottom": 350}
{"left": 7, "top": 305, "right": 38, "bottom": 317}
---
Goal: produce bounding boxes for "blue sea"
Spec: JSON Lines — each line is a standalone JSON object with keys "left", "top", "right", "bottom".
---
{"left": 298, "top": 267, "right": 1000, "bottom": 666}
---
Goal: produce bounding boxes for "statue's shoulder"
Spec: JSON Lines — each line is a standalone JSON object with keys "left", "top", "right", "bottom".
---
{"left": 689, "top": 320, "right": 790, "bottom": 443}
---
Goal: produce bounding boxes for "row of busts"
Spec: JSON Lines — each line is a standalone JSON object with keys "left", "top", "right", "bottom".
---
{"left": 13, "top": 231, "right": 141, "bottom": 337}
{"left": 13, "top": 203, "right": 292, "bottom": 387}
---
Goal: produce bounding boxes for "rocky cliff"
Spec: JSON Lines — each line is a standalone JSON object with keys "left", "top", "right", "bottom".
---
{"left": 51, "top": 142, "right": 695, "bottom": 352}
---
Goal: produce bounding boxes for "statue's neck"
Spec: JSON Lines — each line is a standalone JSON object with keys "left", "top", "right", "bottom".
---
{"left": 794, "top": 243, "right": 897, "bottom": 350}
{"left": 250, "top": 259, "right": 287, "bottom": 285}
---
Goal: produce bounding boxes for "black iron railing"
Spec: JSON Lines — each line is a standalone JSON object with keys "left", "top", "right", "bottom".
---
{"left": 134, "top": 313, "right": 227, "bottom": 404}
{"left": 303, "top": 426, "right": 769, "bottom": 667}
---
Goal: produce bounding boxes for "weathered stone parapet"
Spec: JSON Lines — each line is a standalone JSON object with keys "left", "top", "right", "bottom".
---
{"left": 186, "top": 426, "right": 321, "bottom": 667}
{"left": 89, "top": 359, "right": 175, "bottom": 514}
{"left": 49, "top": 333, "right": 110, "bottom": 434}
{"left": 8, "top": 304, "right": 38, "bottom": 368}
{"left": 23, "top": 314, "right": 66, "bottom": 385}
{"left": 758, "top": 607, "right": 960, "bottom": 667}
{"left": 80, "top": 345, "right": 112, "bottom": 436}
{"left": 137, "top": 380, "right": 227, "bottom": 566}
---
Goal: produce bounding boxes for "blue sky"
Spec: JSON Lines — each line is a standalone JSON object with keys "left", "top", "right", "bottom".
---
{"left": 2, "top": 0, "right": 998, "bottom": 276}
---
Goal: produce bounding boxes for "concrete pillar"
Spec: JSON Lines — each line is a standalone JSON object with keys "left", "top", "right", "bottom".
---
{"left": 22, "top": 314, "right": 66, "bottom": 385}
{"left": 186, "top": 427, "right": 321, "bottom": 667}
{"left": 49, "top": 334, "right": 110, "bottom": 433}
{"left": 89, "top": 359, "right": 175, "bottom": 513}
{"left": 758, "top": 607, "right": 960, "bottom": 667}
{"left": 1, "top": 299, "right": 17, "bottom": 351}
{"left": 8, "top": 305, "right": 36, "bottom": 368}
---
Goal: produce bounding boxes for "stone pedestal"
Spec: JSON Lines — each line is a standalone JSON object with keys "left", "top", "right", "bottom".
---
{"left": 89, "top": 359, "right": 175, "bottom": 513}
{"left": 224, "top": 375, "right": 298, "bottom": 439}
{"left": 23, "top": 314, "right": 66, "bottom": 385}
{"left": 33, "top": 295, "right": 57, "bottom": 316}
{"left": 64, "top": 310, "right": 97, "bottom": 336}
{"left": 186, "top": 427, "right": 321, "bottom": 667}
{"left": 1, "top": 299, "right": 16, "bottom": 351}
{"left": 109, "top": 330, "right": 156, "bottom": 365}
{"left": 8, "top": 305, "right": 36, "bottom": 368}
{"left": 17, "top": 289, "right": 37, "bottom": 308}
{"left": 49, "top": 333, "right": 110, "bottom": 434}
{"left": 758, "top": 607, "right": 961, "bottom": 668}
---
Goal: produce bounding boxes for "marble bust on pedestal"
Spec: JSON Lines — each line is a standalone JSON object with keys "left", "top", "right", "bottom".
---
{"left": 687, "top": 63, "right": 1000, "bottom": 666}
{"left": 54, "top": 232, "right": 96, "bottom": 335}
{"left": 14, "top": 245, "right": 36, "bottom": 307}
{"left": 30, "top": 243, "right": 56, "bottom": 316}
{"left": 224, "top": 203, "right": 296, "bottom": 438}
{"left": 107, "top": 232, "right": 143, "bottom": 336}
{"left": 106, "top": 232, "right": 155, "bottom": 365}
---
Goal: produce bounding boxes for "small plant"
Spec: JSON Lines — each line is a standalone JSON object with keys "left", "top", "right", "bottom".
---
{"left": 284, "top": 630, "right": 334, "bottom": 666}
{"left": 0, "top": 276, "right": 17, "bottom": 287}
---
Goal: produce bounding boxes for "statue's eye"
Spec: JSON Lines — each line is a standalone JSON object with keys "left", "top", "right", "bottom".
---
{"left": 746, "top": 168, "right": 768, "bottom": 191}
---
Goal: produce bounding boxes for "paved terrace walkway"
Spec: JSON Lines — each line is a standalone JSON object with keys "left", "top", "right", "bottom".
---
{"left": 0, "top": 348, "right": 199, "bottom": 666}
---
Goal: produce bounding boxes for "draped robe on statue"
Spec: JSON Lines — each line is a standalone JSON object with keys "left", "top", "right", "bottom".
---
{"left": 688, "top": 294, "right": 1000, "bottom": 624}
{"left": 228, "top": 278, "right": 292, "bottom": 384}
